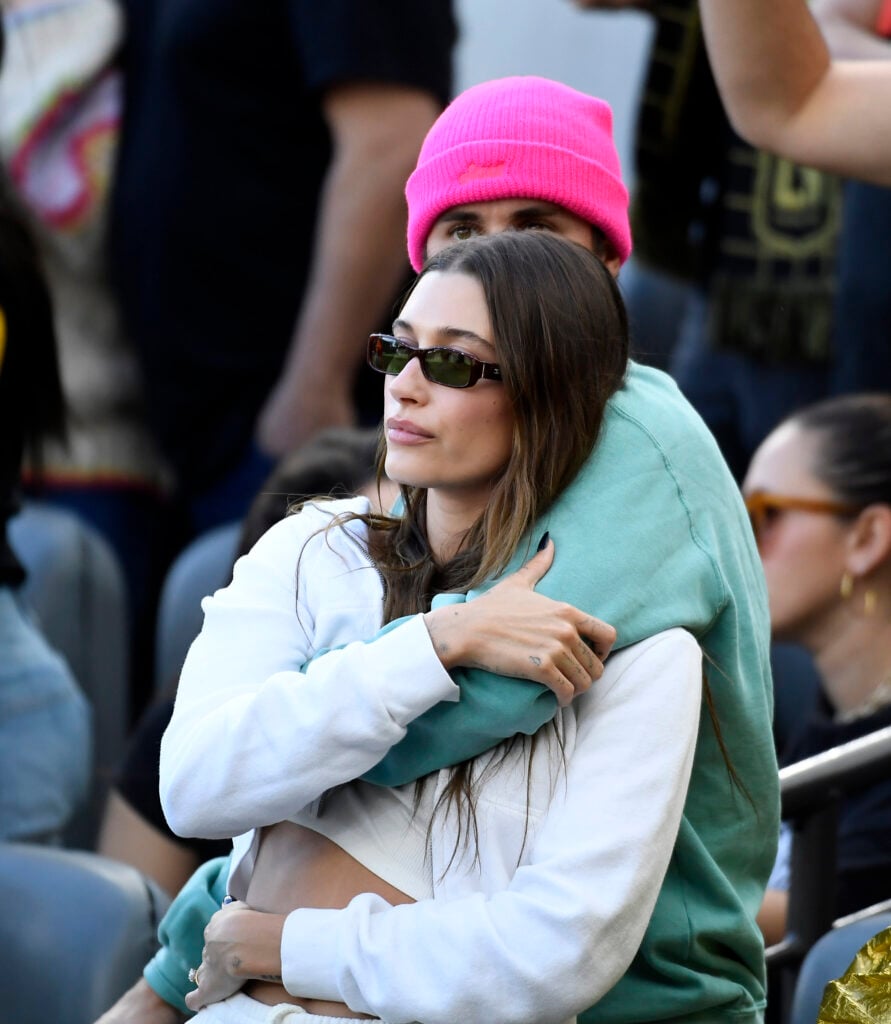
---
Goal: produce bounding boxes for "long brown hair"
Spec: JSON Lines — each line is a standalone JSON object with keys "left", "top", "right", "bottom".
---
{"left": 311, "top": 232, "right": 631, "bottom": 857}
{"left": 367, "top": 230, "right": 629, "bottom": 619}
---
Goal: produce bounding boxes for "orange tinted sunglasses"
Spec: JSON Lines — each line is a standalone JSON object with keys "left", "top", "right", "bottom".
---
{"left": 744, "top": 490, "right": 862, "bottom": 539}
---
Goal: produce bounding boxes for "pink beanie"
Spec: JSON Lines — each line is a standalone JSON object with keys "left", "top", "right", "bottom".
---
{"left": 406, "top": 76, "right": 631, "bottom": 271}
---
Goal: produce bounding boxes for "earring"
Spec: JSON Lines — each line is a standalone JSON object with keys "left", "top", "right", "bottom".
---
{"left": 840, "top": 571, "right": 854, "bottom": 600}
{"left": 864, "top": 589, "right": 878, "bottom": 616}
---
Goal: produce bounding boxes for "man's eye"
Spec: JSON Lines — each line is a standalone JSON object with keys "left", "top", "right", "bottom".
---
{"left": 450, "top": 224, "right": 479, "bottom": 240}
{"left": 521, "top": 221, "right": 552, "bottom": 232}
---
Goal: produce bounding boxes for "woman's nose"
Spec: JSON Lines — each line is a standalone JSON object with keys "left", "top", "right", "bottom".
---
{"left": 387, "top": 354, "right": 428, "bottom": 401}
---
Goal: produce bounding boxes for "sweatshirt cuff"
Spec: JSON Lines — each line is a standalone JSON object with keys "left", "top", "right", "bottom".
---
{"left": 280, "top": 906, "right": 345, "bottom": 1001}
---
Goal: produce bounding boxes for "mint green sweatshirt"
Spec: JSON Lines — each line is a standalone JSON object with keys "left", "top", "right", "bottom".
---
{"left": 146, "top": 362, "right": 778, "bottom": 1021}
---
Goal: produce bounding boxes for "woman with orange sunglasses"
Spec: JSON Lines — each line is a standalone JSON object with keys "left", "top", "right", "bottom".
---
{"left": 742, "top": 393, "right": 891, "bottom": 943}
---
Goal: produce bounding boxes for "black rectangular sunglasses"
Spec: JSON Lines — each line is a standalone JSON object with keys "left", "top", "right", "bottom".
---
{"left": 367, "top": 333, "right": 502, "bottom": 389}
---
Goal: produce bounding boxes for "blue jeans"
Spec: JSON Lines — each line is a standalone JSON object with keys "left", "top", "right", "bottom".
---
{"left": 0, "top": 588, "right": 91, "bottom": 841}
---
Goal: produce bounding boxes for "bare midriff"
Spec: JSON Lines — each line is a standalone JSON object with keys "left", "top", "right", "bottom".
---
{"left": 243, "top": 819, "right": 415, "bottom": 1018}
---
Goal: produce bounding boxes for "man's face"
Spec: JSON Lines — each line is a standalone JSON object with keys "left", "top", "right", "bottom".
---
{"left": 426, "top": 198, "right": 621, "bottom": 276}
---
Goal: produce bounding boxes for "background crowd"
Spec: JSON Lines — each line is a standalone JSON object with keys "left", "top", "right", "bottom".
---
{"left": 2, "top": 0, "right": 891, "bottom": 1022}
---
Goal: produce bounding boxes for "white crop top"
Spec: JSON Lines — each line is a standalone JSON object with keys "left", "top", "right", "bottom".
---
{"left": 291, "top": 779, "right": 437, "bottom": 901}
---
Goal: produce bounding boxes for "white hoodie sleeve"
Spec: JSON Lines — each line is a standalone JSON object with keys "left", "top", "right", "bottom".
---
{"left": 159, "top": 505, "right": 458, "bottom": 840}
{"left": 279, "top": 629, "right": 702, "bottom": 1024}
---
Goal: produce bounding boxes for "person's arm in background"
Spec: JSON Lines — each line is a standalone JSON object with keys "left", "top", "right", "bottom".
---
{"left": 255, "top": 83, "right": 440, "bottom": 457}
{"left": 698, "top": 0, "right": 891, "bottom": 184}
{"left": 758, "top": 890, "right": 790, "bottom": 947}
{"left": 93, "top": 981, "right": 185, "bottom": 1024}
{"left": 814, "top": 0, "right": 891, "bottom": 54}
{"left": 98, "top": 790, "right": 201, "bottom": 899}
{"left": 756, "top": 823, "right": 792, "bottom": 946}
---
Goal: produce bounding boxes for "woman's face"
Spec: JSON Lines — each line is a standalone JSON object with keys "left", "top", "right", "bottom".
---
{"left": 743, "top": 422, "right": 851, "bottom": 644}
{"left": 383, "top": 270, "right": 513, "bottom": 515}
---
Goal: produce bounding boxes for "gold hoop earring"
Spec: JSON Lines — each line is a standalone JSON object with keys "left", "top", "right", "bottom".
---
{"left": 864, "top": 589, "right": 878, "bottom": 616}
{"left": 840, "top": 571, "right": 854, "bottom": 600}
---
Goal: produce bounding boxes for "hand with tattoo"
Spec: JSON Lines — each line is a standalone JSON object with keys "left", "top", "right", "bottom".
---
{"left": 185, "top": 901, "right": 286, "bottom": 1012}
{"left": 423, "top": 538, "right": 616, "bottom": 707}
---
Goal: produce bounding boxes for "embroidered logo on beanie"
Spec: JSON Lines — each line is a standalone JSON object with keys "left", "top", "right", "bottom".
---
{"left": 458, "top": 162, "right": 508, "bottom": 184}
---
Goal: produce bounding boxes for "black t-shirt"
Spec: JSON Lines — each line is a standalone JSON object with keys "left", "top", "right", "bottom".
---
{"left": 110, "top": 0, "right": 455, "bottom": 491}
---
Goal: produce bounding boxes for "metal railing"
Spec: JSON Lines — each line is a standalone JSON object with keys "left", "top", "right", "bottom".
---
{"left": 766, "top": 725, "right": 891, "bottom": 1020}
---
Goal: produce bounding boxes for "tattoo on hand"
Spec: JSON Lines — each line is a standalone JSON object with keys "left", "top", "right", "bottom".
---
{"left": 529, "top": 655, "right": 542, "bottom": 667}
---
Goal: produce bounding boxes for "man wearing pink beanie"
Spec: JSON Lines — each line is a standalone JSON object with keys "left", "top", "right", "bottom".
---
{"left": 392, "top": 77, "right": 775, "bottom": 1024}
{"left": 99, "top": 76, "right": 774, "bottom": 1024}
{"left": 406, "top": 75, "right": 631, "bottom": 274}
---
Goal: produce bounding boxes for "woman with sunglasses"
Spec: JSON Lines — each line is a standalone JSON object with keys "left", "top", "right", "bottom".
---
{"left": 158, "top": 230, "right": 766, "bottom": 1024}
{"left": 743, "top": 393, "right": 891, "bottom": 944}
